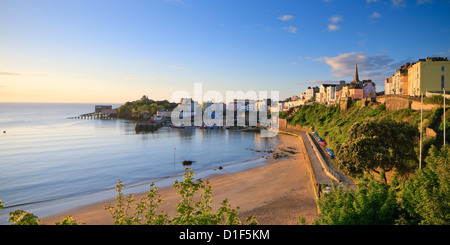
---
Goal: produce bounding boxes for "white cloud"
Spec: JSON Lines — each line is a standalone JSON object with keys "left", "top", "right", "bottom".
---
{"left": 329, "top": 15, "right": 343, "bottom": 23}
{"left": 278, "top": 15, "right": 294, "bottom": 21}
{"left": 371, "top": 12, "right": 382, "bottom": 19}
{"left": 327, "top": 15, "right": 343, "bottom": 32}
{"left": 327, "top": 24, "right": 340, "bottom": 31}
{"left": 282, "top": 26, "right": 297, "bottom": 34}
{"left": 316, "top": 52, "right": 407, "bottom": 86}
{"left": 366, "top": 0, "right": 380, "bottom": 3}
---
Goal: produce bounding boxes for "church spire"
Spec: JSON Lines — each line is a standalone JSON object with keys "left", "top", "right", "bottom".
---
{"left": 353, "top": 64, "right": 360, "bottom": 82}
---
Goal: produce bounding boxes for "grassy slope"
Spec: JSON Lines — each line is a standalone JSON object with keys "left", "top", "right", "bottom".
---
{"left": 287, "top": 101, "right": 444, "bottom": 163}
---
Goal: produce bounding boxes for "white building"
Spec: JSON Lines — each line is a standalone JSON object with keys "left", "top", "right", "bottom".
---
{"left": 305, "top": 86, "right": 319, "bottom": 102}
{"left": 157, "top": 109, "right": 172, "bottom": 118}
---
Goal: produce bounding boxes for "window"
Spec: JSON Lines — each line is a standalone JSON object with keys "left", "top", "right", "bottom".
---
{"left": 442, "top": 75, "right": 445, "bottom": 89}
{"left": 442, "top": 66, "right": 446, "bottom": 72}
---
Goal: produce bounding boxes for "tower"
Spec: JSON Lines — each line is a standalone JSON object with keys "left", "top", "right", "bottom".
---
{"left": 353, "top": 64, "right": 360, "bottom": 83}
{"left": 349, "top": 64, "right": 361, "bottom": 88}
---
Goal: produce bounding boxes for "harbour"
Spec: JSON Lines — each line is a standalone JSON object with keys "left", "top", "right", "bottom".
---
{"left": 0, "top": 102, "right": 278, "bottom": 224}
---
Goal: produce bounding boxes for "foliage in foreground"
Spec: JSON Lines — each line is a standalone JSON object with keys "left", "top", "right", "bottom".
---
{"left": 2, "top": 147, "right": 448, "bottom": 225}
{"left": 105, "top": 167, "right": 257, "bottom": 225}
{"left": 316, "top": 146, "right": 449, "bottom": 225}
{"left": 2, "top": 168, "right": 257, "bottom": 225}
{"left": 399, "top": 145, "right": 450, "bottom": 225}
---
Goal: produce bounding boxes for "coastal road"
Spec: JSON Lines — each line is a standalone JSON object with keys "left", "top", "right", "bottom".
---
{"left": 299, "top": 132, "right": 334, "bottom": 185}
{"left": 304, "top": 131, "right": 355, "bottom": 187}
{"left": 281, "top": 129, "right": 354, "bottom": 188}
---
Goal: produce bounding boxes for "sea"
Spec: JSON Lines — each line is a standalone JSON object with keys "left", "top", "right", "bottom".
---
{"left": 0, "top": 103, "right": 279, "bottom": 224}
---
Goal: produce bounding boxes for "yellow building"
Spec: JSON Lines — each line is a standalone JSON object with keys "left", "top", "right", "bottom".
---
{"left": 408, "top": 57, "right": 450, "bottom": 96}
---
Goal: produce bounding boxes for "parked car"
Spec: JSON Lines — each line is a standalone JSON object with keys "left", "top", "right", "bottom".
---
{"left": 326, "top": 148, "right": 335, "bottom": 158}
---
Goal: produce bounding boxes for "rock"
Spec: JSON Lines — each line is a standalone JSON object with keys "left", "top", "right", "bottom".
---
{"left": 272, "top": 152, "right": 288, "bottom": 159}
{"left": 281, "top": 148, "right": 296, "bottom": 154}
{"left": 182, "top": 160, "right": 194, "bottom": 166}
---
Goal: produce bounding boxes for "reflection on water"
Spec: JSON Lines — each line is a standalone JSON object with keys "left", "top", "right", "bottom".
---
{"left": 0, "top": 103, "right": 279, "bottom": 223}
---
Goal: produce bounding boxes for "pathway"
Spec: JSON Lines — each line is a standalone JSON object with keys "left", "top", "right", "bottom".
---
{"left": 280, "top": 128, "right": 355, "bottom": 188}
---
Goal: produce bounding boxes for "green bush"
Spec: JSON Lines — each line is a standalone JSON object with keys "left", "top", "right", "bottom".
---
{"left": 105, "top": 167, "right": 257, "bottom": 225}
{"left": 316, "top": 174, "right": 400, "bottom": 225}
{"left": 423, "top": 95, "right": 450, "bottom": 105}
{"left": 316, "top": 145, "right": 450, "bottom": 225}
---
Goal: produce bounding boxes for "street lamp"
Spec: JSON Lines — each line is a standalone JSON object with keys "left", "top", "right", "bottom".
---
{"left": 420, "top": 91, "right": 423, "bottom": 169}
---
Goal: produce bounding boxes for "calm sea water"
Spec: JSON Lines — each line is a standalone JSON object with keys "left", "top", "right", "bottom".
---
{"left": 0, "top": 103, "right": 278, "bottom": 224}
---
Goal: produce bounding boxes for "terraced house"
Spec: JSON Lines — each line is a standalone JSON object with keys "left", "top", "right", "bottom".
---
{"left": 386, "top": 57, "right": 450, "bottom": 97}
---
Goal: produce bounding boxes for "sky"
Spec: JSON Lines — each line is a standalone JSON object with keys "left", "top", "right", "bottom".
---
{"left": 1, "top": 0, "right": 449, "bottom": 103}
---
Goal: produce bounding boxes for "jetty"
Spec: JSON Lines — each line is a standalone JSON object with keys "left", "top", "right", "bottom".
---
{"left": 68, "top": 112, "right": 116, "bottom": 120}
{"left": 68, "top": 105, "right": 117, "bottom": 120}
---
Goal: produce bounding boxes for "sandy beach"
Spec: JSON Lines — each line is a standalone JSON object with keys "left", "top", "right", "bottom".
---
{"left": 42, "top": 133, "right": 319, "bottom": 225}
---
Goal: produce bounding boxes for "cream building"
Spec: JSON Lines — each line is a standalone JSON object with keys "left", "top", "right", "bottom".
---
{"left": 408, "top": 57, "right": 450, "bottom": 96}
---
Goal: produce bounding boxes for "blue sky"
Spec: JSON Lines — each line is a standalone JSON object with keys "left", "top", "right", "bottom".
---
{"left": 1, "top": 0, "right": 449, "bottom": 103}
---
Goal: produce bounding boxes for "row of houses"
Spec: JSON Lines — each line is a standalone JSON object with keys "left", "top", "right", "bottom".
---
{"left": 160, "top": 98, "right": 274, "bottom": 121}
{"left": 385, "top": 56, "right": 450, "bottom": 96}
{"left": 180, "top": 98, "right": 272, "bottom": 113}
{"left": 279, "top": 64, "right": 377, "bottom": 111}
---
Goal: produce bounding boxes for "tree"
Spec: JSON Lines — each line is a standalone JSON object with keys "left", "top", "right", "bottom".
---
{"left": 115, "top": 98, "right": 178, "bottom": 120}
{"left": 398, "top": 145, "right": 450, "bottom": 225}
{"left": 337, "top": 118, "right": 418, "bottom": 182}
